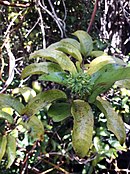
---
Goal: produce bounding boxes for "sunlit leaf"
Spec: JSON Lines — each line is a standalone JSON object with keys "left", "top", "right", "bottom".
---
{"left": 60, "top": 38, "right": 80, "bottom": 50}
{"left": 90, "top": 51, "right": 108, "bottom": 57}
{"left": 12, "top": 87, "right": 36, "bottom": 102}
{"left": 21, "top": 62, "right": 63, "bottom": 79}
{"left": 71, "top": 100, "right": 94, "bottom": 157}
{"left": 88, "top": 56, "right": 126, "bottom": 75}
{"left": 95, "top": 96, "right": 126, "bottom": 144}
{"left": 39, "top": 72, "right": 68, "bottom": 85}
{"left": 88, "top": 64, "right": 130, "bottom": 103}
{"left": 0, "top": 111, "right": 13, "bottom": 124}
{"left": 0, "top": 135, "right": 7, "bottom": 162}
{"left": 48, "top": 41, "right": 82, "bottom": 63}
{"left": 22, "top": 89, "right": 67, "bottom": 117}
{"left": 48, "top": 102, "right": 71, "bottom": 122}
{"left": 30, "top": 49, "right": 77, "bottom": 75}
{"left": 73, "top": 30, "right": 93, "bottom": 56}
{"left": 0, "top": 94, "right": 24, "bottom": 114}
{"left": 6, "top": 134, "right": 16, "bottom": 168}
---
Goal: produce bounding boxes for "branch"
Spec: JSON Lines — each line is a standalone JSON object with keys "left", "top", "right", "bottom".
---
{"left": 0, "top": 0, "right": 33, "bottom": 8}
{"left": 87, "top": 0, "right": 99, "bottom": 33}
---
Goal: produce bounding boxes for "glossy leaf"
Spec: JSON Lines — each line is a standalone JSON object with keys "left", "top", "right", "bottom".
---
{"left": 30, "top": 49, "right": 77, "bottom": 75}
{"left": 39, "top": 72, "right": 68, "bottom": 85}
{"left": 48, "top": 103, "right": 71, "bottom": 122}
{"left": 95, "top": 96, "right": 126, "bottom": 144}
{"left": 0, "top": 135, "right": 7, "bottom": 162}
{"left": 60, "top": 38, "right": 80, "bottom": 50}
{"left": 22, "top": 89, "right": 67, "bottom": 117}
{"left": 90, "top": 51, "right": 108, "bottom": 57}
{"left": 88, "top": 56, "right": 126, "bottom": 75}
{"left": 71, "top": 100, "right": 94, "bottom": 157}
{"left": 12, "top": 87, "right": 36, "bottom": 102}
{"left": 48, "top": 41, "right": 82, "bottom": 63}
{"left": 21, "top": 62, "right": 63, "bottom": 79}
{"left": 0, "top": 111, "right": 13, "bottom": 124}
{"left": 88, "top": 64, "right": 130, "bottom": 103}
{"left": 0, "top": 94, "right": 24, "bottom": 114}
{"left": 6, "top": 134, "right": 16, "bottom": 168}
{"left": 73, "top": 30, "right": 93, "bottom": 56}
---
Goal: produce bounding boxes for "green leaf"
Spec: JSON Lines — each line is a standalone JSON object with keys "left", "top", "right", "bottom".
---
{"left": 90, "top": 51, "right": 108, "bottom": 57}
{"left": 12, "top": 87, "right": 36, "bottom": 102}
{"left": 22, "top": 89, "right": 67, "bottom": 117}
{"left": 0, "top": 135, "right": 7, "bottom": 162}
{"left": 6, "top": 134, "right": 16, "bottom": 168}
{"left": 115, "top": 79, "right": 130, "bottom": 89}
{"left": 39, "top": 72, "right": 68, "bottom": 85}
{"left": 88, "top": 56, "right": 126, "bottom": 75}
{"left": 48, "top": 103, "right": 71, "bottom": 122}
{"left": 48, "top": 41, "right": 82, "bottom": 63}
{"left": 21, "top": 62, "right": 63, "bottom": 79}
{"left": 71, "top": 100, "right": 94, "bottom": 157}
{"left": 0, "top": 111, "right": 13, "bottom": 124}
{"left": 0, "top": 94, "right": 24, "bottom": 115}
{"left": 88, "top": 64, "right": 130, "bottom": 103}
{"left": 30, "top": 49, "right": 77, "bottom": 75}
{"left": 73, "top": 30, "right": 93, "bottom": 56}
{"left": 95, "top": 96, "right": 126, "bottom": 144}
{"left": 27, "top": 116, "right": 44, "bottom": 141}
{"left": 60, "top": 38, "right": 80, "bottom": 50}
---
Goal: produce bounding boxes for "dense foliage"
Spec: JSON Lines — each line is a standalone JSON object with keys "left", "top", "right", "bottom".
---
{"left": 0, "top": 0, "right": 130, "bottom": 173}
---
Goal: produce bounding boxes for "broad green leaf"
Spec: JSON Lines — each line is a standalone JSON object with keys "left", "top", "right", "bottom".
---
{"left": 115, "top": 79, "right": 130, "bottom": 89}
{"left": 0, "top": 94, "right": 24, "bottom": 114}
{"left": 6, "top": 134, "right": 16, "bottom": 168}
{"left": 12, "top": 87, "right": 36, "bottom": 102}
{"left": 22, "top": 89, "right": 67, "bottom": 117}
{"left": 73, "top": 30, "right": 93, "bottom": 56}
{"left": 71, "top": 100, "right": 94, "bottom": 157}
{"left": 95, "top": 96, "right": 126, "bottom": 144}
{"left": 30, "top": 49, "right": 77, "bottom": 75}
{"left": 88, "top": 56, "right": 126, "bottom": 75}
{"left": 48, "top": 41, "right": 82, "bottom": 63}
{"left": 0, "top": 135, "right": 7, "bottom": 162}
{"left": 2, "top": 107, "right": 13, "bottom": 115}
{"left": 39, "top": 72, "right": 68, "bottom": 85}
{"left": 21, "top": 62, "right": 63, "bottom": 79}
{"left": 60, "top": 38, "right": 80, "bottom": 50}
{"left": 90, "top": 51, "right": 108, "bottom": 57}
{"left": 48, "top": 103, "right": 71, "bottom": 122}
{"left": 24, "top": 116, "right": 44, "bottom": 141}
{"left": 0, "top": 111, "right": 13, "bottom": 124}
{"left": 88, "top": 64, "right": 130, "bottom": 103}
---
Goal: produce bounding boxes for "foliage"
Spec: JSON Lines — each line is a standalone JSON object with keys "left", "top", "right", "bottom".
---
{"left": 0, "top": 30, "right": 127, "bottom": 172}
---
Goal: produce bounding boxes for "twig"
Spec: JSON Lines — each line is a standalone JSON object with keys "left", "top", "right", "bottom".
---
{"left": 36, "top": 1, "right": 46, "bottom": 49}
{"left": 42, "top": 159, "right": 69, "bottom": 174}
{"left": 40, "top": 167, "right": 54, "bottom": 174}
{"left": 25, "top": 18, "right": 40, "bottom": 38}
{"left": 0, "top": 37, "right": 15, "bottom": 93}
{"left": 0, "top": 0, "right": 33, "bottom": 8}
{"left": 87, "top": 0, "right": 99, "bottom": 33}
{"left": 20, "top": 141, "right": 38, "bottom": 174}
{"left": 39, "top": 0, "right": 66, "bottom": 38}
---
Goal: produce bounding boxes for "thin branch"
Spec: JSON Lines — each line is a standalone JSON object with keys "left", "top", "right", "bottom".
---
{"left": 0, "top": 0, "right": 33, "bottom": 8}
{"left": 42, "top": 159, "right": 69, "bottom": 174}
{"left": 25, "top": 18, "right": 40, "bottom": 38}
{"left": 87, "top": 0, "right": 100, "bottom": 33}
{"left": 0, "top": 37, "right": 15, "bottom": 93}
{"left": 36, "top": 3, "right": 46, "bottom": 49}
